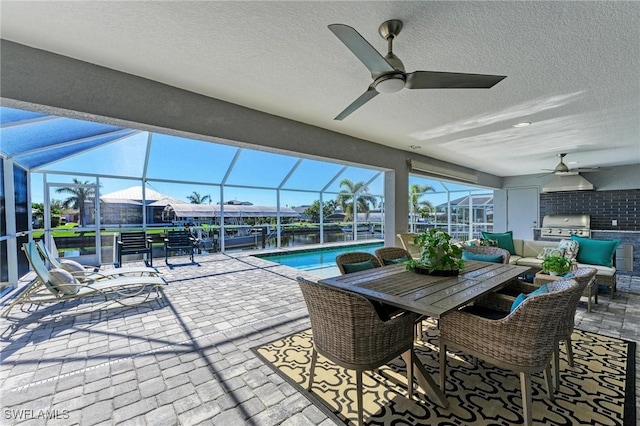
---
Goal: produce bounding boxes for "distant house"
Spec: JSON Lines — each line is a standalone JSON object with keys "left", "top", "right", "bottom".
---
{"left": 436, "top": 194, "right": 493, "bottom": 224}
{"left": 293, "top": 205, "right": 310, "bottom": 221}
{"left": 162, "top": 202, "right": 299, "bottom": 226}
{"left": 100, "top": 187, "right": 184, "bottom": 225}
{"left": 100, "top": 187, "right": 300, "bottom": 226}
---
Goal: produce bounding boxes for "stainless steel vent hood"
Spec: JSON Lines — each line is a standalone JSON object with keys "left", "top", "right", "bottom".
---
{"left": 542, "top": 172, "right": 595, "bottom": 193}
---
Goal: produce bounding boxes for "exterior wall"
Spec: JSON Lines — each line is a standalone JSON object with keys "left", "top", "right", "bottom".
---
{"left": 539, "top": 189, "right": 639, "bottom": 232}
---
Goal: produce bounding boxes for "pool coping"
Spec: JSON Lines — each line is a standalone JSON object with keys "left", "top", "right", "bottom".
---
{"left": 252, "top": 239, "right": 384, "bottom": 259}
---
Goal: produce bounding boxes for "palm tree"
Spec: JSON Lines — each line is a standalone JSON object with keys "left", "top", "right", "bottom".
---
{"left": 187, "top": 191, "right": 211, "bottom": 204}
{"left": 409, "top": 183, "right": 435, "bottom": 232}
{"left": 55, "top": 178, "right": 96, "bottom": 227}
{"left": 335, "top": 179, "right": 377, "bottom": 221}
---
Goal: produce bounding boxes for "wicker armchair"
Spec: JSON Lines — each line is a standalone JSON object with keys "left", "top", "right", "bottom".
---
{"left": 375, "top": 246, "right": 412, "bottom": 265}
{"left": 297, "top": 277, "right": 420, "bottom": 426}
{"left": 396, "top": 233, "right": 421, "bottom": 258}
{"left": 335, "top": 252, "right": 381, "bottom": 275}
{"left": 461, "top": 245, "right": 511, "bottom": 264}
{"left": 375, "top": 246, "right": 429, "bottom": 339}
{"left": 551, "top": 267, "right": 596, "bottom": 389}
{"left": 476, "top": 267, "right": 597, "bottom": 391}
{"left": 439, "top": 278, "right": 581, "bottom": 426}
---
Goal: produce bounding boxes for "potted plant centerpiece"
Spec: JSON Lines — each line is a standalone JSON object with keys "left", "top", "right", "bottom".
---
{"left": 405, "top": 228, "right": 464, "bottom": 275}
{"left": 541, "top": 254, "right": 571, "bottom": 276}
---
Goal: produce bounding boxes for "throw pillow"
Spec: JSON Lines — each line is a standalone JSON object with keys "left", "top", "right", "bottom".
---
{"left": 481, "top": 231, "right": 516, "bottom": 255}
{"left": 510, "top": 284, "right": 549, "bottom": 312}
{"left": 536, "top": 247, "right": 565, "bottom": 260}
{"left": 342, "top": 259, "right": 376, "bottom": 274}
{"left": 461, "top": 251, "right": 504, "bottom": 263}
{"left": 48, "top": 268, "right": 80, "bottom": 295}
{"left": 558, "top": 239, "right": 579, "bottom": 261}
{"left": 570, "top": 236, "right": 620, "bottom": 267}
{"left": 480, "top": 238, "right": 498, "bottom": 247}
{"left": 382, "top": 256, "right": 409, "bottom": 265}
{"left": 60, "top": 259, "right": 86, "bottom": 274}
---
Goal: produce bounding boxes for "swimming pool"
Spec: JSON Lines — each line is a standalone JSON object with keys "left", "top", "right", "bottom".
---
{"left": 259, "top": 243, "right": 384, "bottom": 278}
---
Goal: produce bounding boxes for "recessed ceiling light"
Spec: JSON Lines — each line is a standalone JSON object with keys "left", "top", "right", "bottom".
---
{"left": 513, "top": 122, "right": 532, "bottom": 128}
{"left": 410, "top": 145, "right": 422, "bottom": 150}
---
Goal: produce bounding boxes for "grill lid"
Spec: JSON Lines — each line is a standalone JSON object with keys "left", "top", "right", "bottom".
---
{"left": 541, "top": 214, "right": 590, "bottom": 229}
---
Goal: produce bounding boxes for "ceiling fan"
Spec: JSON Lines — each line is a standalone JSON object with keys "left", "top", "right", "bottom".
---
{"left": 328, "top": 20, "right": 506, "bottom": 120}
{"left": 544, "top": 153, "right": 604, "bottom": 175}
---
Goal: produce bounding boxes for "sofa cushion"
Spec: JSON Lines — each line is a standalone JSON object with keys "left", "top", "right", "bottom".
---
{"left": 462, "top": 251, "right": 504, "bottom": 263}
{"left": 571, "top": 236, "right": 620, "bottom": 267}
{"left": 515, "top": 257, "right": 544, "bottom": 269}
{"left": 522, "top": 241, "right": 549, "bottom": 258}
{"left": 508, "top": 255, "right": 522, "bottom": 265}
{"left": 576, "top": 263, "right": 616, "bottom": 276}
{"left": 482, "top": 231, "right": 516, "bottom": 255}
{"left": 512, "top": 239, "right": 525, "bottom": 256}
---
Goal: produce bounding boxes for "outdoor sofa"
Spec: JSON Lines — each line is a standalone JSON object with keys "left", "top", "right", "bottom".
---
{"left": 474, "top": 233, "right": 618, "bottom": 299}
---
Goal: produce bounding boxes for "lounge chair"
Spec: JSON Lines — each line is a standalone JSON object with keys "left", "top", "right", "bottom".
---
{"left": 1, "top": 242, "right": 167, "bottom": 318}
{"left": 396, "top": 233, "right": 421, "bottom": 258}
{"left": 35, "top": 240, "right": 160, "bottom": 281}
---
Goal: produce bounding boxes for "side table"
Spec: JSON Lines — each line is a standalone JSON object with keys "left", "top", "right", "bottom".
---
{"left": 534, "top": 272, "right": 597, "bottom": 313}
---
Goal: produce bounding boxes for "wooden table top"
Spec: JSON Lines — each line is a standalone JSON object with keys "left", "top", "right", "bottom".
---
{"left": 319, "top": 261, "right": 530, "bottom": 318}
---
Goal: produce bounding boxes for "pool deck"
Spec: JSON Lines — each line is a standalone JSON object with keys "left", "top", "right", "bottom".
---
{"left": 1, "top": 250, "right": 639, "bottom": 425}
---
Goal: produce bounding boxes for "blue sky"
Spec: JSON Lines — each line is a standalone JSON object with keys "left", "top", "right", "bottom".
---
{"left": 30, "top": 131, "right": 488, "bottom": 208}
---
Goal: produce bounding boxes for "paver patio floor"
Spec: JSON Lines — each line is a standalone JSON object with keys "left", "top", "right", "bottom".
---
{"left": 1, "top": 251, "right": 639, "bottom": 425}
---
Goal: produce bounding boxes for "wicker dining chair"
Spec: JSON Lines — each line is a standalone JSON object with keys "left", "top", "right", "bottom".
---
{"left": 297, "top": 277, "right": 420, "bottom": 426}
{"left": 439, "top": 278, "right": 581, "bottom": 426}
{"left": 375, "top": 246, "right": 428, "bottom": 339}
{"left": 549, "top": 268, "right": 595, "bottom": 388}
{"left": 475, "top": 267, "right": 597, "bottom": 391}
{"left": 335, "top": 252, "right": 381, "bottom": 275}
{"left": 374, "top": 246, "right": 412, "bottom": 266}
{"left": 461, "top": 245, "right": 511, "bottom": 264}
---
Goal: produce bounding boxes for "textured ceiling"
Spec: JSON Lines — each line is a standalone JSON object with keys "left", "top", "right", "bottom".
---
{"left": 1, "top": 1, "right": 639, "bottom": 177}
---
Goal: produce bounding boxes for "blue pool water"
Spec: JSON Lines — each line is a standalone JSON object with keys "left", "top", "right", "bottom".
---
{"left": 259, "top": 243, "right": 383, "bottom": 278}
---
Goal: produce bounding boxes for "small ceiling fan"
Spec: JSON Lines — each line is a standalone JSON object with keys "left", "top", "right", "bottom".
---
{"left": 328, "top": 20, "right": 506, "bottom": 120}
{"left": 543, "top": 153, "right": 604, "bottom": 175}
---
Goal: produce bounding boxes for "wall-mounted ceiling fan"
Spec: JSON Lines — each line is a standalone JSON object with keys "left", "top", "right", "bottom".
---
{"left": 328, "top": 19, "right": 506, "bottom": 120}
{"left": 543, "top": 153, "right": 604, "bottom": 175}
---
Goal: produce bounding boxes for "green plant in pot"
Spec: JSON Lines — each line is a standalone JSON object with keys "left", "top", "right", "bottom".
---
{"left": 405, "top": 228, "right": 464, "bottom": 275}
{"left": 541, "top": 255, "right": 572, "bottom": 276}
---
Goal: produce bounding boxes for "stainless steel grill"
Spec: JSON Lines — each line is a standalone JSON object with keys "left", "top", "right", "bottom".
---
{"left": 540, "top": 214, "right": 591, "bottom": 239}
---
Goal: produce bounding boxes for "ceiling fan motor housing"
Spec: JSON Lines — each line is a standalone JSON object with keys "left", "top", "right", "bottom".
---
{"left": 374, "top": 74, "right": 406, "bottom": 93}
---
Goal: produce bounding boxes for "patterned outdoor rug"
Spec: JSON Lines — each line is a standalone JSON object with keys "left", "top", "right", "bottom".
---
{"left": 253, "top": 320, "right": 635, "bottom": 425}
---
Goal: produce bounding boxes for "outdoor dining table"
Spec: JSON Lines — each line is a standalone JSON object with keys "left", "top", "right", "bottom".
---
{"left": 318, "top": 260, "right": 531, "bottom": 408}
